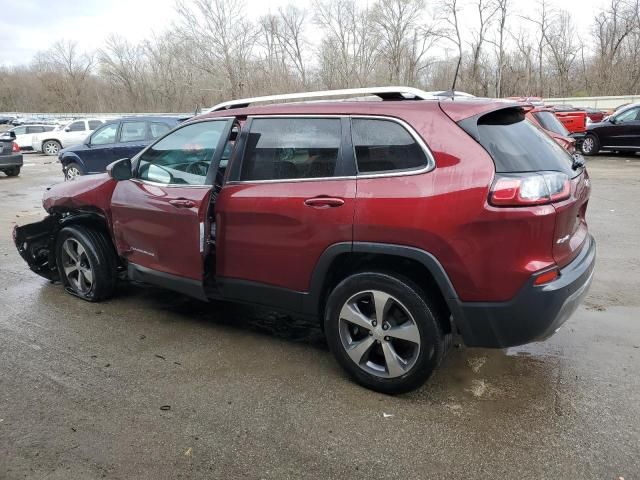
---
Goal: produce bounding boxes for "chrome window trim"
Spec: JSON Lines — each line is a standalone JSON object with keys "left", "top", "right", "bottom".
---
{"left": 130, "top": 178, "right": 211, "bottom": 189}
{"left": 226, "top": 114, "right": 435, "bottom": 185}
{"left": 351, "top": 115, "right": 435, "bottom": 178}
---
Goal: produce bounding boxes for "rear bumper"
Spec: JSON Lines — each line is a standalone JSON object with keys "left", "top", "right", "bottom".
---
{"left": 457, "top": 234, "right": 596, "bottom": 348}
{"left": 0, "top": 153, "right": 23, "bottom": 168}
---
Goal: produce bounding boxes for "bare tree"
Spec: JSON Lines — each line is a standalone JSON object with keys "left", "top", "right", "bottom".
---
{"left": 439, "top": 0, "right": 463, "bottom": 90}
{"left": 175, "top": 0, "right": 256, "bottom": 98}
{"left": 468, "top": 0, "right": 498, "bottom": 95}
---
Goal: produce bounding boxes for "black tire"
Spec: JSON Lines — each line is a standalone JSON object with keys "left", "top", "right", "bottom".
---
{"left": 55, "top": 225, "right": 117, "bottom": 302}
{"left": 324, "top": 272, "right": 444, "bottom": 394}
{"left": 64, "top": 162, "right": 84, "bottom": 181}
{"left": 581, "top": 134, "right": 599, "bottom": 156}
{"left": 43, "top": 140, "right": 61, "bottom": 156}
{"left": 4, "top": 166, "right": 20, "bottom": 177}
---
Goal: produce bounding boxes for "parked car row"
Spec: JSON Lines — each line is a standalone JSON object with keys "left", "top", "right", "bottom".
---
{"left": 59, "top": 116, "right": 187, "bottom": 180}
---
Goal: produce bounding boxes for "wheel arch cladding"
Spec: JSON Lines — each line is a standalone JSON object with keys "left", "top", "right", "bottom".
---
{"left": 307, "top": 242, "right": 463, "bottom": 336}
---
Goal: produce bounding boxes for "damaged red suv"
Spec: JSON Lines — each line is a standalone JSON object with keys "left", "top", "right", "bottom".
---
{"left": 14, "top": 87, "right": 595, "bottom": 394}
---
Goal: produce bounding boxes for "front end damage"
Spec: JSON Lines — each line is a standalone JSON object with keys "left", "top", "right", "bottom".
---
{"left": 13, "top": 215, "right": 60, "bottom": 281}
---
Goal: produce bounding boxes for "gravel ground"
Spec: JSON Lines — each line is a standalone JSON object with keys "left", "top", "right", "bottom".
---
{"left": 0, "top": 152, "right": 639, "bottom": 479}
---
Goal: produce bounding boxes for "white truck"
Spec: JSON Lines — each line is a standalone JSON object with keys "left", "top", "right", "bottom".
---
{"left": 32, "top": 118, "right": 106, "bottom": 156}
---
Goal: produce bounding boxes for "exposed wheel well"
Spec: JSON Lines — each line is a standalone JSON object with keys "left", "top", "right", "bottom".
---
{"left": 55, "top": 210, "right": 120, "bottom": 265}
{"left": 318, "top": 252, "right": 452, "bottom": 335}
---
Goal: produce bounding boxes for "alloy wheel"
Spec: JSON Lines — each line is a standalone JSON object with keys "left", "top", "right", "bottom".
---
{"left": 44, "top": 141, "right": 60, "bottom": 155}
{"left": 582, "top": 137, "right": 594, "bottom": 154}
{"left": 65, "top": 166, "right": 80, "bottom": 181}
{"left": 338, "top": 290, "right": 421, "bottom": 378}
{"left": 61, "top": 238, "right": 94, "bottom": 294}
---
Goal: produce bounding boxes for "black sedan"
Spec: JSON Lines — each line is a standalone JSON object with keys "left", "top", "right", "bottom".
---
{"left": 581, "top": 103, "right": 640, "bottom": 155}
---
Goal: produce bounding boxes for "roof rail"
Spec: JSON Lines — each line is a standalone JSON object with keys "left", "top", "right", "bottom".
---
{"left": 206, "top": 86, "right": 434, "bottom": 112}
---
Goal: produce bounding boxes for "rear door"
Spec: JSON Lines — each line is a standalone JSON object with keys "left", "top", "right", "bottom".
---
{"left": 111, "top": 118, "right": 234, "bottom": 283}
{"left": 215, "top": 116, "right": 356, "bottom": 294}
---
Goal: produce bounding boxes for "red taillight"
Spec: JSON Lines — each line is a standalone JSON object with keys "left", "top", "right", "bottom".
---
{"left": 12, "top": 142, "right": 20, "bottom": 153}
{"left": 489, "top": 171, "right": 571, "bottom": 207}
{"left": 534, "top": 268, "right": 559, "bottom": 285}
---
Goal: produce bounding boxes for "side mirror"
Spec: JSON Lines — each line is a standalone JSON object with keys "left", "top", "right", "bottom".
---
{"left": 107, "top": 158, "right": 132, "bottom": 181}
{"left": 64, "top": 127, "right": 71, "bottom": 132}
{"left": 609, "top": 116, "right": 617, "bottom": 124}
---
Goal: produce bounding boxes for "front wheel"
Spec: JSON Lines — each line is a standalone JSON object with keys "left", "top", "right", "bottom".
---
{"left": 64, "top": 162, "right": 83, "bottom": 181}
{"left": 581, "top": 134, "right": 599, "bottom": 156}
{"left": 324, "top": 272, "right": 444, "bottom": 394}
{"left": 55, "top": 225, "right": 118, "bottom": 302}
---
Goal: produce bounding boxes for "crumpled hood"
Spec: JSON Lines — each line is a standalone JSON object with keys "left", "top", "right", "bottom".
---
{"left": 43, "top": 173, "right": 117, "bottom": 214}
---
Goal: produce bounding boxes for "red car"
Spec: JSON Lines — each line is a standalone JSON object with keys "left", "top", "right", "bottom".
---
{"left": 525, "top": 106, "right": 577, "bottom": 153}
{"left": 14, "top": 87, "right": 595, "bottom": 394}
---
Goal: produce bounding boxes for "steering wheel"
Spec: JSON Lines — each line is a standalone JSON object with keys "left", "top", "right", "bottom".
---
{"left": 186, "top": 160, "right": 209, "bottom": 177}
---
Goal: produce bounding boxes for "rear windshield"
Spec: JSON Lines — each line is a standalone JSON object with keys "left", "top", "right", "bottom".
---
{"left": 532, "top": 111, "right": 569, "bottom": 136}
{"left": 469, "top": 108, "right": 574, "bottom": 176}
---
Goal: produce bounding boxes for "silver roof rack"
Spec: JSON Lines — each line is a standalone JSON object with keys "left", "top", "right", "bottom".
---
{"left": 206, "top": 86, "right": 435, "bottom": 112}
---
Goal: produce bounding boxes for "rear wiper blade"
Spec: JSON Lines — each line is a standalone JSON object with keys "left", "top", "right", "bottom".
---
{"left": 571, "top": 153, "right": 585, "bottom": 170}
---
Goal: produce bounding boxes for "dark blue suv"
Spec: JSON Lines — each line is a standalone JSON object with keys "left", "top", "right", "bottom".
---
{"left": 59, "top": 116, "right": 188, "bottom": 180}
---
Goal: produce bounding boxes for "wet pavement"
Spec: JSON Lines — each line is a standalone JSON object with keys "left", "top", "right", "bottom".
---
{"left": 1, "top": 153, "right": 639, "bottom": 479}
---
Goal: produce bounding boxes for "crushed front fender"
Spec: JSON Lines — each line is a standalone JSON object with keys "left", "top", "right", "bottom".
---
{"left": 13, "top": 215, "right": 60, "bottom": 281}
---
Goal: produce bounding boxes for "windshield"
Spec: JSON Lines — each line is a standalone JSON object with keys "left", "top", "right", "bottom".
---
{"left": 532, "top": 111, "right": 569, "bottom": 136}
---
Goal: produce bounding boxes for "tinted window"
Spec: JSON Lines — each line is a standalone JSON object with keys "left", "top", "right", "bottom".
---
{"left": 532, "top": 111, "right": 569, "bottom": 136}
{"left": 120, "top": 121, "right": 147, "bottom": 142}
{"left": 352, "top": 119, "right": 428, "bottom": 173}
{"left": 472, "top": 108, "right": 573, "bottom": 175}
{"left": 241, "top": 118, "right": 341, "bottom": 181}
{"left": 68, "top": 121, "right": 85, "bottom": 132}
{"left": 91, "top": 123, "right": 118, "bottom": 145}
{"left": 12, "top": 126, "right": 27, "bottom": 135}
{"left": 88, "top": 120, "right": 103, "bottom": 130}
{"left": 138, "top": 121, "right": 227, "bottom": 185}
{"left": 26, "top": 126, "right": 44, "bottom": 134}
{"left": 150, "top": 122, "right": 171, "bottom": 139}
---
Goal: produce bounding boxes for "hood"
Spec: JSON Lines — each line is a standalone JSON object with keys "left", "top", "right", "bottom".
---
{"left": 43, "top": 173, "right": 117, "bottom": 214}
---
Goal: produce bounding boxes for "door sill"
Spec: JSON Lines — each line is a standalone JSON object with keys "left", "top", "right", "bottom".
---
{"left": 127, "top": 263, "right": 207, "bottom": 301}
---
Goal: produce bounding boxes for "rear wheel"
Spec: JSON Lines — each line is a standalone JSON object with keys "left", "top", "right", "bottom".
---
{"left": 43, "top": 140, "right": 61, "bottom": 156}
{"left": 581, "top": 134, "right": 599, "bottom": 156}
{"left": 55, "top": 225, "right": 117, "bottom": 302}
{"left": 324, "top": 272, "right": 444, "bottom": 394}
{"left": 4, "top": 167, "right": 20, "bottom": 177}
{"left": 64, "top": 162, "right": 83, "bottom": 181}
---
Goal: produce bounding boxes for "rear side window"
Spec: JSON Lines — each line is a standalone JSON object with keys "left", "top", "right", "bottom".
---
{"left": 88, "top": 120, "right": 103, "bottom": 130}
{"left": 120, "top": 121, "right": 147, "bottom": 142}
{"left": 471, "top": 108, "right": 573, "bottom": 175}
{"left": 532, "top": 111, "right": 569, "bottom": 136}
{"left": 352, "top": 118, "right": 428, "bottom": 173}
{"left": 26, "top": 126, "right": 44, "bottom": 134}
{"left": 150, "top": 122, "right": 171, "bottom": 139}
{"left": 241, "top": 118, "right": 341, "bottom": 181}
{"left": 68, "top": 121, "right": 85, "bottom": 132}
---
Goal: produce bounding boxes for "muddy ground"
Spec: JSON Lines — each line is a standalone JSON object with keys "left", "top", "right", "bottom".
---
{"left": 1, "top": 153, "right": 639, "bottom": 479}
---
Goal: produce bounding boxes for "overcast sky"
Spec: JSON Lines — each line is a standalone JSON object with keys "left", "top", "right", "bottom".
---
{"left": 0, "top": 0, "right": 606, "bottom": 67}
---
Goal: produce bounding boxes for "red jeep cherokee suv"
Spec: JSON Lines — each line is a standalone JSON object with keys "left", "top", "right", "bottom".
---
{"left": 14, "top": 87, "right": 595, "bottom": 394}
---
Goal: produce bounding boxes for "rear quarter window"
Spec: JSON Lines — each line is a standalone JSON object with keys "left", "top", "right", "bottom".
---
{"left": 465, "top": 108, "right": 574, "bottom": 176}
{"left": 352, "top": 118, "right": 428, "bottom": 173}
